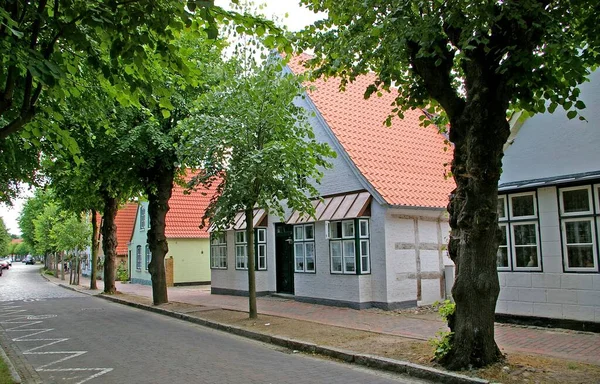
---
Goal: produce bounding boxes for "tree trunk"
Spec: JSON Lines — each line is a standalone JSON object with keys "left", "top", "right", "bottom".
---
{"left": 245, "top": 208, "right": 257, "bottom": 319}
{"left": 54, "top": 252, "right": 58, "bottom": 277}
{"left": 146, "top": 164, "right": 174, "bottom": 305}
{"left": 60, "top": 252, "right": 65, "bottom": 280}
{"left": 69, "top": 255, "right": 74, "bottom": 284}
{"left": 90, "top": 209, "right": 100, "bottom": 290}
{"left": 441, "top": 86, "right": 510, "bottom": 370}
{"left": 102, "top": 195, "right": 119, "bottom": 294}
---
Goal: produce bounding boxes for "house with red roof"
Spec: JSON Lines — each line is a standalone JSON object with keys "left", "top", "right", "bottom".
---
{"left": 209, "top": 55, "right": 455, "bottom": 309}
{"left": 128, "top": 174, "right": 217, "bottom": 286}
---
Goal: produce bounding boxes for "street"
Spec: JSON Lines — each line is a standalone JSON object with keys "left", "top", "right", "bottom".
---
{"left": 0, "top": 265, "right": 427, "bottom": 384}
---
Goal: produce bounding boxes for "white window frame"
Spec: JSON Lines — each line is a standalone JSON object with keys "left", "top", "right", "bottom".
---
{"left": 294, "top": 224, "right": 315, "bottom": 273}
{"left": 560, "top": 185, "right": 594, "bottom": 216}
{"left": 498, "top": 192, "right": 541, "bottom": 271}
{"left": 145, "top": 245, "right": 151, "bottom": 271}
{"left": 235, "top": 231, "right": 247, "bottom": 270}
{"left": 256, "top": 228, "right": 267, "bottom": 271}
{"left": 140, "top": 207, "right": 146, "bottom": 231}
{"left": 561, "top": 217, "right": 598, "bottom": 272}
{"left": 136, "top": 245, "right": 142, "bottom": 271}
{"left": 497, "top": 223, "right": 511, "bottom": 271}
{"left": 210, "top": 232, "right": 227, "bottom": 269}
{"left": 510, "top": 221, "right": 541, "bottom": 271}
{"left": 509, "top": 192, "right": 538, "bottom": 220}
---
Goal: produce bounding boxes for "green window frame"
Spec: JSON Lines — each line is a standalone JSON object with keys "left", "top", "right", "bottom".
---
{"left": 328, "top": 219, "right": 370, "bottom": 275}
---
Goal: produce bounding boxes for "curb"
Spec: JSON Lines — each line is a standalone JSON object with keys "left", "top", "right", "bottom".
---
{"left": 84, "top": 289, "right": 487, "bottom": 384}
{"left": 0, "top": 342, "right": 22, "bottom": 384}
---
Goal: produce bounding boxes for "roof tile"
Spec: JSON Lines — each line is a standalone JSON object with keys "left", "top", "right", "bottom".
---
{"left": 288, "top": 55, "right": 455, "bottom": 208}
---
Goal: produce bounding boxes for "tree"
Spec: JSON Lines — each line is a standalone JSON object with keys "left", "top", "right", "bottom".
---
{"left": 298, "top": 0, "right": 600, "bottom": 369}
{"left": 0, "top": 217, "right": 10, "bottom": 256}
{"left": 14, "top": 242, "right": 31, "bottom": 257}
{"left": 180, "top": 58, "right": 335, "bottom": 318}
{"left": 52, "top": 212, "right": 91, "bottom": 285}
{"left": 32, "top": 201, "right": 61, "bottom": 276}
{"left": 19, "top": 189, "right": 52, "bottom": 254}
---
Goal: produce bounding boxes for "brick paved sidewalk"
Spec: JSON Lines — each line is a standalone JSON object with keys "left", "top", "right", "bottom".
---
{"left": 61, "top": 275, "right": 600, "bottom": 366}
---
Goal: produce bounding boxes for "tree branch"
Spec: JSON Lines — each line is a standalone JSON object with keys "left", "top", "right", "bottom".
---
{"left": 0, "top": 108, "right": 36, "bottom": 139}
{"left": 407, "top": 39, "right": 465, "bottom": 120}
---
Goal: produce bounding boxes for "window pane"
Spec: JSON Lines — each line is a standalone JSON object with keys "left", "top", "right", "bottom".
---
{"left": 342, "top": 221, "right": 355, "bottom": 238}
{"left": 563, "top": 188, "right": 590, "bottom": 213}
{"left": 257, "top": 229, "right": 266, "bottom": 243}
{"left": 331, "top": 257, "right": 342, "bottom": 272}
{"left": 304, "top": 225, "right": 314, "bottom": 240}
{"left": 361, "top": 256, "right": 369, "bottom": 273}
{"left": 513, "top": 224, "right": 537, "bottom": 245}
{"left": 330, "top": 241, "right": 342, "bottom": 257}
{"left": 360, "top": 240, "right": 369, "bottom": 256}
{"left": 497, "top": 197, "right": 506, "bottom": 218}
{"left": 360, "top": 240, "right": 369, "bottom": 273}
{"left": 236, "top": 231, "right": 246, "bottom": 243}
{"left": 498, "top": 224, "right": 507, "bottom": 246}
{"left": 305, "top": 243, "right": 315, "bottom": 272}
{"left": 515, "top": 246, "right": 538, "bottom": 268}
{"left": 343, "top": 240, "right": 355, "bottom": 257}
{"left": 294, "top": 226, "right": 304, "bottom": 241}
{"left": 343, "top": 240, "right": 355, "bottom": 273}
{"left": 566, "top": 245, "right": 595, "bottom": 268}
{"left": 511, "top": 195, "right": 535, "bottom": 217}
{"left": 295, "top": 243, "right": 304, "bottom": 271}
{"left": 497, "top": 247, "right": 509, "bottom": 268}
{"left": 330, "top": 222, "right": 342, "bottom": 239}
{"left": 565, "top": 221, "right": 593, "bottom": 244}
{"left": 359, "top": 220, "right": 369, "bottom": 238}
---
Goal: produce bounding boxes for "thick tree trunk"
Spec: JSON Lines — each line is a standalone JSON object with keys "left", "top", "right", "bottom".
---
{"left": 90, "top": 209, "right": 100, "bottom": 290}
{"left": 54, "top": 252, "right": 58, "bottom": 277}
{"left": 245, "top": 209, "right": 257, "bottom": 319}
{"left": 146, "top": 165, "right": 174, "bottom": 305}
{"left": 102, "top": 195, "right": 119, "bottom": 294}
{"left": 441, "top": 87, "right": 511, "bottom": 370}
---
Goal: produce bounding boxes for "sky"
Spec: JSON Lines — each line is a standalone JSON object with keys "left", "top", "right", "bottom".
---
{"left": 0, "top": 1, "right": 323, "bottom": 236}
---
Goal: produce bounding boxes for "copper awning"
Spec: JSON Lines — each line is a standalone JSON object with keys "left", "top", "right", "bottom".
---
{"left": 286, "top": 191, "right": 371, "bottom": 224}
{"left": 209, "top": 208, "right": 267, "bottom": 232}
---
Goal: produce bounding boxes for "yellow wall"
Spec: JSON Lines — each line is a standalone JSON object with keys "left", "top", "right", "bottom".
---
{"left": 167, "top": 238, "right": 211, "bottom": 284}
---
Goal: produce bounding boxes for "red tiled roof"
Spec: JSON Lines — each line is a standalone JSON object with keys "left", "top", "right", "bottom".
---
{"left": 114, "top": 203, "right": 138, "bottom": 255}
{"left": 165, "top": 173, "right": 219, "bottom": 239}
{"left": 287, "top": 55, "right": 455, "bottom": 208}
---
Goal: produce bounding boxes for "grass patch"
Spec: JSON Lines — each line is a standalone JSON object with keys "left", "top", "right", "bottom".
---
{"left": 0, "top": 355, "right": 15, "bottom": 384}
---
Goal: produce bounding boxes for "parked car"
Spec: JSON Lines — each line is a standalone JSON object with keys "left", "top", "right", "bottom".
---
{"left": 23, "top": 255, "right": 35, "bottom": 265}
{"left": 0, "top": 258, "right": 11, "bottom": 267}
{"left": 0, "top": 259, "right": 9, "bottom": 270}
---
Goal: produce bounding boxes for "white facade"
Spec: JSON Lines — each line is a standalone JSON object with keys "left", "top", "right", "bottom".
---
{"left": 497, "top": 185, "right": 600, "bottom": 322}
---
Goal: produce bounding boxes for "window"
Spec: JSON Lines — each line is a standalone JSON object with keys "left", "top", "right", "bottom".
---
{"left": 145, "top": 245, "right": 151, "bottom": 271}
{"left": 147, "top": 211, "right": 151, "bottom": 229}
{"left": 140, "top": 207, "right": 146, "bottom": 230}
{"left": 559, "top": 185, "right": 599, "bottom": 272}
{"left": 136, "top": 245, "right": 142, "bottom": 271}
{"left": 235, "top": 231, "right": 247, "bottom": 270}
{"left": 498, "top": 192, "right": 541, "bottom": 271}
{"left": 234, "top": 229, "right": 267, "bottom": 271}
{"left": 256, "top": 228, "right": 267, "bottom": 271}
{"left": 294, "top": 224, "right": 315, "bottom": 273}
{"left": 210, "top": 232, "right": 227, "bottom": 269}
{"left": 329, "top": 219, "right": 370, "bottom": 274}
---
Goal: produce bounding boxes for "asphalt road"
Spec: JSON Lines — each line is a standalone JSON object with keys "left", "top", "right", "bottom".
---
{"left": 0, "top": 264, "right": 428, "bottom": 384}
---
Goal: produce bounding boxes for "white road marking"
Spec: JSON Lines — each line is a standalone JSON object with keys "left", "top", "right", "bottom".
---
{"left": 0, "top": 302, "right": 113, "bottom": 384}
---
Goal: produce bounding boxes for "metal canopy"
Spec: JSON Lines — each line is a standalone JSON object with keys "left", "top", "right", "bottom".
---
{"left": 286, "top": 191, "right": 371, "bottom": 224}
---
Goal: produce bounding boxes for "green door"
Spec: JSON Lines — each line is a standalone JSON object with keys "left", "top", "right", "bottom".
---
{"left": 275, "top": 223, "right": 294, "bottom": 294}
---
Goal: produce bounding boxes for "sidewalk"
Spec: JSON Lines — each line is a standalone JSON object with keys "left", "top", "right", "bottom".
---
{"left": 51, "top": 275, "right": 600, "bottom": 367}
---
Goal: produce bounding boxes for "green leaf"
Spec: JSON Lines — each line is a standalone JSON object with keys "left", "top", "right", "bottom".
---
{"left": 567, "top": 110, "right": 577, "bottom": 120}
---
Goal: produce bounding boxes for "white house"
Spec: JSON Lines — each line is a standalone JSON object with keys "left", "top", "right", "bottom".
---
{"left": 209, "top": 55, "right": 455, "bottom": 310}
{"left": 495, "top": 70, "right": 600, "bottom": 324}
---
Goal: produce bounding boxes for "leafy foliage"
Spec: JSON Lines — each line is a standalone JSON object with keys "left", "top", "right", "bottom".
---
{"left": 180, "top": 58, "right": 336, "bottom": 229}
{"left": 0, "top": 217, "right": 10, "bottom": 256}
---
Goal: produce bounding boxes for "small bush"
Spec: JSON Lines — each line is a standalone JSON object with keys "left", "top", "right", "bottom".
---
{"left": 116, "top": 261, "right": 128, "bottom": 282}
{"left": 43, "top": 269, "right": 55, "bottom": 276}
{"left": 429, "top": 300, "right": 456, "bottom": 360}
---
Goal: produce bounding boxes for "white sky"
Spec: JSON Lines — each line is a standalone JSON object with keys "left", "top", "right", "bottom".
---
{"left": 0, "top": 1, "right": 322, "bottom": 236}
